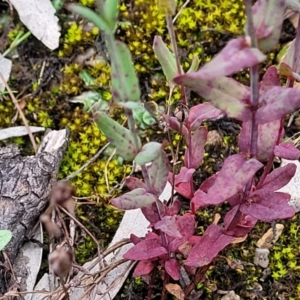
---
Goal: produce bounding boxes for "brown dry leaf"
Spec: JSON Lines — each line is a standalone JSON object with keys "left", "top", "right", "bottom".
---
{"left": 178, "top": 241, "right": 192, "bottom": 257}
{"left": 213, "top": 213, "right": 221, "bottom": 225}
{"left": 256, "top": 224, "right": 284, "bottom": 249}
{"left": 206, "top": 130, "right": 222, "bottom": 146}
{"left": 231, "top": 234, "right": 247, "bottom": 244}
{"left": 165, "top": 283, "right": 185, "bottom": 300}
{"left": 224, "top": 257, "right": 244, "bottom": 270}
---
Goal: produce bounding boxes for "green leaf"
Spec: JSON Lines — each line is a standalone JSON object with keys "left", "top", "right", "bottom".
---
{"left": 104, "top": 0, "right": 119, "bottom": 32}
{"left": 111, "top": 41, "right": 141, "bottom": 103}
{"left": 142, "top": 111, "right": 156, "bottom": 126}
{"left": 187, "top": 55, "right": 200, "bottom": 73}
{"left": 95, "top": 112, "right": 141, "bottom": 160}
{"left": 70, "top": 91, "right": 108, "bottom": 112}
{"left": 153, "top": 36, "right": 180, "bottom": 85}
{"left": 79, "top": 70, "right": 95, "bottom": 86}
{"left": 0, "top": 230, "right": 12, "bottom": 251}
{"left": 66, "top": 4, "right": 111, "bottom": 33}
{"left": 135, "top": 142, "right": 162, "bottom": 165}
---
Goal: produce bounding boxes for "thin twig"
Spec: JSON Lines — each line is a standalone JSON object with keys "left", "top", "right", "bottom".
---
{"left": 64, "top": 142, "right": 110, "bottom": 181}
{"left": 0, "top": 71, "right": 37, "bottom": 152}
{"left": 58, "top": 205, "right": 105, "bottom": 270}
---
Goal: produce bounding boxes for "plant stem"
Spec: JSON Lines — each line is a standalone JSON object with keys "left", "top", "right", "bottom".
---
{"left": 166, "top": 15, "right": 187, "bottom": 106}
{"left": 2, "top": 31, "right": 31, "bottom": 58}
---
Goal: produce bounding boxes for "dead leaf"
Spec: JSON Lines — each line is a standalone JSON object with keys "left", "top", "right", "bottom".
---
{"left": 0, "top": 56, "right": 12, "bottom": 91}
{"left": 9, "top": 0, "right": 61, "bottom": 50}
{"left": 221, "top": 290, "right": 240, "bottom": 300}
{"left": 256, "top": 224, "right": 284, "bottom": 249}
{"left": 165, "top": 283, "right": 185, "bottom": 300}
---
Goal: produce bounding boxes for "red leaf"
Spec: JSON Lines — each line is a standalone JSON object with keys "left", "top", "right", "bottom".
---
{"left": 256, "top": 87, "right": 300, "bottom": 124}
{"left": 154, "top": 216, "right": 182, "bottom": 238}
{"left": 185, "top": 225, "right": 234, "bottom": 267}
{"left": 133, "top": 260, "right": 155, "bottom": 277}
{"left": 165, "top": 259, "right": 180, "bottom": 280}
{"left": 169, "top": 214, "right": 195, "bottom": 252}
{"left": 126, "top": 177, "right": 146, "bottom": 190}
{"left": 168, "top": 167, "right": 195, "bottom": 199}
{"left": 261, "top": 163, "right": 296, "bottom": 192}
{"left": 188, "top": 102, "right": 223, "bottom": 131}
{"left": 184, "top": 126, "right": 207, "bottom": 169}
{"left": 274, "top": 141, "right": 300, "bottom": 160}
{"left": 203, "top": 154, "right": 263, "bottom": 205}
{"left": 184, "top": 37, "right": 265, "bottom": 80}
{"left": 240, "top": 190, "right": 295, "bottom": 222}
{"left": 124, "top": 237, "right": 167, "bottom": 260}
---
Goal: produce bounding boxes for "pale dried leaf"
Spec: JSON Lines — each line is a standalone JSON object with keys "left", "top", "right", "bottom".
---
{"left": 165, "top": 283, "right": 185, "bottom": 300}
{"left": 0, "top": 126, "right": 45, "bottom": 141}
{"left": 277, "top": 159, "right": 300, "bottom": 212}
{"left": 0, "top": 56, "right": 12, "bottom": 92}
{"left": 9, "top": 0, "right": 60, "bottom": 50}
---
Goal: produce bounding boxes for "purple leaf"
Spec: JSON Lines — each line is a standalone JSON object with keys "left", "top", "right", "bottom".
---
{"left": 274, "top": 141, "right": 300, "bottom": 160}
{"left": 223, "top": 206, "right": 257, "bottom": 237}
{"left": 141, "top": 202, "right": 165, "bottom": 225}
{"left": 173, "top": 75, "right": 251, "bottom": 122}
{"left": 124, "top": 235, "right": 167, "bottom": 260}
{"left": 189, "top": 37, "right": 265, "bottom": 80}
{"left": 203, "top": 154, "right": 263, "bottom": 205}
{"left": 240, "top": 190, "right": 295, "bottom": 222}
{"left": 168, "top": 167, "right": 195, "bottom": 199}
{"left": 252, "top": 0, "right": 286, "bottom": 52}
{"left": 165, "top": 259, "right": 180, "bottom": 280}
{"left": 147, "top": 150, "right": 170, "bottom": 196}
{"left": 239, "top": 120, "right": 282, "bottom": 161}
{"left": 154, "top": 216, "right": 182, "bottom": 238}
{"left": 188, "top": 102, "right": 223, "bottom": 131}
{"left": 191, "top": 189, "right": 207, "bottom": 211}
{"left": 261, "top": 163, "right": 296, "bottom": 191}
{"left": 256, "top": 87, "right": 300, "bottom": 124}
{"left": 259, "top": 66, "right": 280, "bottom": 96}
{"left": 199, "top": 174, "right": 217, "bottom": 192}
{"left": 184, "top": 126, "right": 207, "bottom": 169}
{"left": 126, "top": 177, "right": 146, "bottom": 190}
{"left": 169, "top": 214, "right": 195, "bottom": 252}
{"left": 111, "top": 188, "right": 157, "bottom": 210}
{"left": 165, "top": 199, "right": 181, "bottom": 216}
{"left": 130, "top": 234, "right": 142, "bottom": 245}
{"left": 133, "top": 260, "right": 155, "bottom": 277}
{"left": 227, "top": 193, "right": 241, "bottom": 207}
{"left": 162, "top": 115, "right": 189, "bottom": 138}
{"left": 185, "top": 225, "right": 234, "bottom": 267}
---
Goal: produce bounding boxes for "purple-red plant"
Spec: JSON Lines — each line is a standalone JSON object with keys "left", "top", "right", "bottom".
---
{"left": 69, "top": 0, "right": 300, "bottom": 297}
